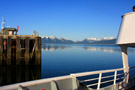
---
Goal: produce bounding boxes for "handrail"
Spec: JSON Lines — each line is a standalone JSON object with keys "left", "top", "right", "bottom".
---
{"left": 101, "top": 74, "right": 114, "bottom": 79}
{"left": 100, "top": 79, "right": 114, "bottom": 84}
{"left": 116, "top": 77, "right": 124, "bottom": 80}
{"left": 87, "top": 83, "right": 98, "bottom": 87}
{"left": 97, "top": 73, "right": 102, "bottom": 89}
{"left": 114, "top": 71, "right": 117, "bottom": 84}
{"left": 71, "top": 68, "right": 124, "bottom": 77}
{"left": 81, "top": 77, "right": 99, "bottom": 82}
{"left": 70, "top": 66, "right": 135, "bottom": 89}
{"left": 117, "top": 73, "right": 124, "bottom": 76}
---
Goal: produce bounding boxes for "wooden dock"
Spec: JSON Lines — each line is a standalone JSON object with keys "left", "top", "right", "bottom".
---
{"left": 0, "top": 35, "right": 41, "bottom": 65}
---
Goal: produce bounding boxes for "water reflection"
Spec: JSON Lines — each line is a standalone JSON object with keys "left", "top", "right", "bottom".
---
{"left": 0, "top": 64, "right": 41, "bottom": 86}
{"left": 1, "top": 44, "right": 135, "bottom": 86}
{"left": 83, "top": 46, "right": 135, "bottom": 53}
{"left": 0, "top": 49, "right": 41, "bottom": 86}
{"left": 83, "top": 46, "right": 120, "bottom": 53}
{"left": 42, "top": 44, "right": 135, "bottom": 53}
{"left": 42, "top": 44, "right": 71, "bottom": 51}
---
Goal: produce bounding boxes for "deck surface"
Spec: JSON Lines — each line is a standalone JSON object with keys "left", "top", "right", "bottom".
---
{"left": 127, "top": 86, "right": 135, "bottom": 90}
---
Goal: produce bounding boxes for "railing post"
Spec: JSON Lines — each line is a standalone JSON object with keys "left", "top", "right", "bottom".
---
{"left": 70, "top": 74, "right": 78, "bottom": 89}
{"left": 70, "top": 74, "right": 76, "bottom": 78}
{"left": 97, "top": 73, "right": 102, "bottom": 90}
{"left": 114, "top": 71, "right": 117, "bottom": 85}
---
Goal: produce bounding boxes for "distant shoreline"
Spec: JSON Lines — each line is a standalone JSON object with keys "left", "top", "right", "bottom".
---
{"left": 42, "top": 43, "right": 118, "bottom": 46}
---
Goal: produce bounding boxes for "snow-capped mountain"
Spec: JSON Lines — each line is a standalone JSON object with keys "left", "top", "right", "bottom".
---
{"left": 77, "top": 37, "right": 116, "bottom": 44}
{"left": 41, "top": 36, "right": 116, "bottom": 44}
{"left": 41, "top": 36, "right": 74, "bottom": 44}
{"left": 41, "top": 36, "right": 56, "bottom": 39}
{"left": 84, "top": 37, "right": 115, "bottom": 41}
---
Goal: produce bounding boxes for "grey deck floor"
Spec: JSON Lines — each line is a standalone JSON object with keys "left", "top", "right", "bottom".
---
{"left": 127, "top": 86, "right": 135, "bottom": 90}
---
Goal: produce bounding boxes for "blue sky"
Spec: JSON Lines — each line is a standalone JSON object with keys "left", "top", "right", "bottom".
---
{"left": 0, "top": 0, "right": 135, "bottom": 41}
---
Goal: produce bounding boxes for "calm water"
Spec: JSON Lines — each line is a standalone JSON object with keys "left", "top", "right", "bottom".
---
{"left": 1, "top": 44, "right": 135, "bottom": 86}
{"left": 41, "top": 44, "right": 135, "bottom": 78}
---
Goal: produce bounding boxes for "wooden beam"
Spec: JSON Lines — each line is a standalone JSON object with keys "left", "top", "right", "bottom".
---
{"left": 7, "top": 36, "right": 11, "bottom": 65}
{"left": 0, "top": 36, "right": 3, "bottom": 65}
{"left": 25, "top": 37, "right": 30, "bottom": 65}
{"left": 35, "top": 37, "right": 41, "bottom": 65}
{"left": 16, "top": 36, "right": 20, "bottom": 65}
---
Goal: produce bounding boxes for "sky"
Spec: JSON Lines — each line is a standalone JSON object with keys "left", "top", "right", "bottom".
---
{"left": 0, "top": 0, "right": 135, "bottom": 41}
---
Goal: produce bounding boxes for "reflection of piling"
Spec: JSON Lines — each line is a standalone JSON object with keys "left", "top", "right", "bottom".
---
{"left": 0, "top": 65, "right": 41, "bottom": 86}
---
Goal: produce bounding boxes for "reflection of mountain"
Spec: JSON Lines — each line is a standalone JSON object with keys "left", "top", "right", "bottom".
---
{"left": 83, "top": 46, "right": 135, "bottom": 53}
{"left": 42, "top": 44, "right": 135, "bottom": 53}
{"left": 42, "top": 44, "right": 71, "bottom": 51}
{"left": 83, "top": 47, "right": 119, "bottom": 53}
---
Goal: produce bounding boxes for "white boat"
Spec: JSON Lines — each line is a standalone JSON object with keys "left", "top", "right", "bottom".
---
{"left": 0, "top": 12, "right": 135, "bottom": 90}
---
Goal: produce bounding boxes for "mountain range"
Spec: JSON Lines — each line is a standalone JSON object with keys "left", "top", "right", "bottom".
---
{"left": 41, "top": 36, "right": 74, "bottom": 44}
{"left": 41, "top": 36, "right": 116, "bottom": 44}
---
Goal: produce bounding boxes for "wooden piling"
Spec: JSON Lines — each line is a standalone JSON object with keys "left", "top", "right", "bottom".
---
{"left": 0, "top": 35, "right": 41, "bottom": 66}
{"left": 16, "top": 37, "right": 20, "bottom": 65}
{"left": 0, "top": 35, "right": 41, "bottom": 86}
{"left": 0, "top": 36, "right": 3, "bottom": 65}
{"left": 7, "top": 36, "right": 11, "bottom": 65}
{"left": 25, "top": 37, "right": 30, "bottom": 65}
{"left": 0, "top": 36, "right": 3, "bottom": 54}
{"left": 35, "top": 37, "right": 41, "bottom": 65}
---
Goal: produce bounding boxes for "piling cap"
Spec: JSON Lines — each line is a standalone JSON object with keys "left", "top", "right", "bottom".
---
{"left": 116, "top": 12, "right": 135, "bottom": 45}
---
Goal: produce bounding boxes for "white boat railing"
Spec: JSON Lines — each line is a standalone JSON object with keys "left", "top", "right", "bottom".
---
{"left": 70, "top": 66, "right": 135, "bottom": 89}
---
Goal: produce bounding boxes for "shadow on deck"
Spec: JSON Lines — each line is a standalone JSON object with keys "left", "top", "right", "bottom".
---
{"left": 127, "top": 86, "right": 135, "bottom": 90}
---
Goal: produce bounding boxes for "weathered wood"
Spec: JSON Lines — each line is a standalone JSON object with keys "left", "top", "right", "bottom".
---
{"left": 7, "top": 36, "right": 11, "bottom": 65}
{"left": 0, "top": 35, "right": 41, "bottom": 65}
{"left": 16, "top": 37, "right": 21, "bottom": 65}
{"left": 0, "top": 36, "right": 3, "bottom": 65}
{"left": 25, "top": 37, "right": 30, "bottom": 65}
{"left": 38, "top": 37, "right": 41, "bottom": 51}
{"left": 35, "top": 37, "right": 41, "bottom": 65}
{"left": 0, "top": 36, "right": 3, "bottom": 54}
{"left": 35, "top": 37, "right": 38, "bottom": 51}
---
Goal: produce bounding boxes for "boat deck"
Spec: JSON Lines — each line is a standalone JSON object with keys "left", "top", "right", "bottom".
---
{"left": 128, "top": 86, "right": 135, "bottom": 90}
